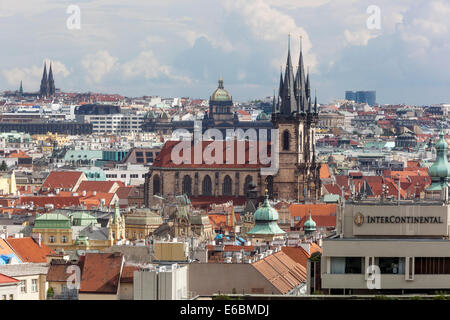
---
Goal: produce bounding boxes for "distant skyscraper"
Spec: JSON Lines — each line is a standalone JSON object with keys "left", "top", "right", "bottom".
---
{"left": 345, "top": 90, "right": 376, "bottom": 106}
{"left": 345, "top": 91, "right": 356, "bottom": 102}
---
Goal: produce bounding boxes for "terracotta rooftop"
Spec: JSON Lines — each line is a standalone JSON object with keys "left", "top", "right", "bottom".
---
{"left": 120, "top": 265, "right": 139, "bottom": 283}
{"left": 41, "top": 171, "right": 85, "bottom": 192}
{"left": 0, "top": 273, "right": 19, "bottom": 284}
{"left": 289, "top": 204, "right": 337, "bottom": 218}
{"left": 79, "top": 253, "right": 124, "bottom": 294}
{"left": 6, "top": 237, "right": 54, "bottom": 263}
{"left": 152, "top": 140, "right": 271, "bottom": 169}
{"left": 252, "top": 251, "right": 306, "bottom": 294}
{"left": 75, "top": 180, "right": 119, "bottom": 194}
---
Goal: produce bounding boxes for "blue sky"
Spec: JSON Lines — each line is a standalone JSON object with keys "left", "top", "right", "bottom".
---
{"left": 1, "top": 0, "right": 450, "bottom": 105}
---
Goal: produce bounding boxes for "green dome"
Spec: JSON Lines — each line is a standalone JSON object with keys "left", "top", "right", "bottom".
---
{"left": 428, "top": 127, "right": 450, "bottom": 179}
{"left": 304, "top": 212, "right": 316, "bottom": 232}
{"left": 253, "top": 196, "right": 279, "bottom": 221}
{"left": 211, "top": 77, "right": 232, "bottom": 102}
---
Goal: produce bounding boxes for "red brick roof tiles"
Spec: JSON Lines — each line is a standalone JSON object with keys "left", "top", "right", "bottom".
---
{"left": 41, "top": 171, "right": 84, "bottom": 192}
{"left": 252, "top": 251, "right": 306, "bottom": 294}
{"left": 152, "top": 140, "right": 271, "bottom": 169}
{"left": 6, "top": 237, "right": 54, "bottom": 263}
{"left": 79, "top": 253, "right": 124, "bottom": 294}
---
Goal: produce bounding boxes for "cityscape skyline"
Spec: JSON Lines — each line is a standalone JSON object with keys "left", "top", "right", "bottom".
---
{"left": 1, "top": 0, "right": 450, "bottom": 105}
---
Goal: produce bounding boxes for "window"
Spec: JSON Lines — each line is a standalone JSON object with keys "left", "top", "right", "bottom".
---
{"left": 62, "top": 236, "right": 67, "bottom": 243}
{"left": 20, "top": 280, "right": 26, "bottom": 293}
{"left": 136, "top": 152, "right": 143, "bottom": 157}
{"left": 121, "top": 174, "right": 126, "bottom": 178}
{"left": 136, "top": 158, "right": 144, "bottom": 163}
{"left": 330, "top": 257, "right": 363, "bottom": 274}
{"left": 130, "top": 174, "right": 138, "bottom": 178}
{"left": 182, "top": 175, "right": 192, "bottom": 196}
{"left": 202, "top": 175, "right": 212, "bottom": 196}
{"left": 244, "top": 175, "right": 253, "bottom": 197}
{"left": 153, "top": 175, "right": 161, "bottom": 195}
{"left": 415, "top": 257, "right": 450, "bottom": 274}
{"left": 223, "top": 175, "right": 232, "bottom": 196}
{"left": 378, "top": 257, "right": 405, "bottom": 274}
{"left": 282, "top": 130, "right": 290, "bottom": 151}
{"left": 49, "top": 236, "right": 55, "bottom": 243}
{"left": 31, "top": 279, "right": 38, "bottom": 292}
{"left": 345, "top": 257, "right": 363, "bottom": 274}
{"left": 9, "top": 294, "right": 13, "bottom": 300}
{"left": 145, "top": 152, "right": 153, "bottom": 157}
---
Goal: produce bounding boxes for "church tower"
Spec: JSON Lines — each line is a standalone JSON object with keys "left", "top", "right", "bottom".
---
{"left": 48, "top": 63, "right": 56, "bottom": 96}
{"left": 39, "top": 62, "right": 48, "bottom": 98}
{"left": 271, "top": 36, "right": 321, "bottom": 202}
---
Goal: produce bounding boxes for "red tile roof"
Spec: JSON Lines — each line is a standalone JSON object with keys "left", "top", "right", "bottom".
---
{"left": 0, "top": 273, "right": 19, "bottom": 284}
{"left": 41, "top": 171, "right": 85, "bottom": 192}
{"left": 19, "top": 196, "right": 81, "bottom": 208}
{"left": 75, "top": 181, "right": 119, "bottom": 194}
{"left": 152, "top": 140, "right": 271, "bottom": 169}
{"left": 6, "top": 237, "right": 54, "bottom": 263}
{"left": 120, "top": 265, "right": 139, "bottom": 283}
{"left": 252, "top": 251, "right": 306, "bottom": 294}
{"left": 289, "top": 204, "right": 337, "bottom": 219}
{"left": 79, "top": 253, "right": 124, "bottom": 294}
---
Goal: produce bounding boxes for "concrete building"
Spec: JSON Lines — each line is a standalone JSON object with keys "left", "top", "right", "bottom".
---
{"left": 319, "top": 201, "right": 450, "bottom": 294}
{"left": 133, "top": 264, "right": 188, "bottom": 300}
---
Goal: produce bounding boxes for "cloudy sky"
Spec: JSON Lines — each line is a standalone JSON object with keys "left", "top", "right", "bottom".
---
{"left": 1, "top": 0, "right": 449, "bottom": 105}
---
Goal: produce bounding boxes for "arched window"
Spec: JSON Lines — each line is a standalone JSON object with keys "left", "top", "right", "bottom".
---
{"left": 153, "top": 174, "right": 160, "bottom": 195}
{"left": 244, "top": 175, "right": 253, "bottom": 197}
{"left": 283, "top": 130, "right": 290, "bottom": 151}
{"left": 223, "top": 175, "right": 232, "bottom": 196}
{"left": 265, "top": 175, "right": 274, "bottom": 198}
{"left": 182, "top": 175, "right": 192, "bottom": 196}
{"left": 202, "top": 175, "right": 212, "bottom": 196}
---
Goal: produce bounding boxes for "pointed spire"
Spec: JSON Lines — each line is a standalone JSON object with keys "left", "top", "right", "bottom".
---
{"left": 306, "top": 68, "right": 310, "bottom": 100}
{"left": 48, "top": 63, "right": 55, "bottom": 96}
{"left": 272, "top": 90, "right": 276, "bottom": 114}
{"left": 295, "top": 35, "right": 306, "bottom": 113}
{"left": 218, "top": 75, "right": 224, "bottom": 89}
{"left": 280, "top": 34, "right": 297, "bottom": 115}
{"left": 19, "top": 81, "right": 23, "bottom": 95}
{"left": 40, "top": 61, "right": 48, "bottom": 98}
{"left": 314, "top": 89, "right": 318, "bottom": 113}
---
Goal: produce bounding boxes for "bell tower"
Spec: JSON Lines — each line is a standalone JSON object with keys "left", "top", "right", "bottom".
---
{"left": 271, "top": 36, "right": 321, "bottom": 202}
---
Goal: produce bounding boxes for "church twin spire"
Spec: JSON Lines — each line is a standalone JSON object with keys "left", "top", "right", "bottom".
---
{"left": 40, "top": 61, "right": 55, "bottom": 98}
{"left": 276, "top": 35, "right": 317, "bottom": 117}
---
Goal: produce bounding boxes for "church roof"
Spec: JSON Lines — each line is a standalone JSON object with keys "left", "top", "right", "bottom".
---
{"left": 152, "top": 140, "right": 271, "bottom": 169}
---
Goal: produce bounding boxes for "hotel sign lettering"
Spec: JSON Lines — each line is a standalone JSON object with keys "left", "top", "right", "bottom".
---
{"left": 351, "top": 207, "right": 449, "bottom": 237}
{"left": 354, "top": 213, "right": 444, "bottom": 226}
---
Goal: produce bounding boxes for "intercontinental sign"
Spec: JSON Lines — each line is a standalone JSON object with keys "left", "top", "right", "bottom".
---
{"left": 354, "top": 212, "right": 444, "bottom": 226}
{"left": 350, "top": 205, "right": 449, "bottom": 237}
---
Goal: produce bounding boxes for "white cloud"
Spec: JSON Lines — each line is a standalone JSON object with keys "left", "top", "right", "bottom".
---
{"left": 223, "top": 0, "right": 317, "bottom": 71}
{"left": 122, "top": 50, "right": 191, "bottom": 84}
{"left": 344, "top": 29, "right": 379, "bottom": 46}
{"left": 81, "top": 50, "right": 118, "bottom": 83}
{"left": 2, "top": 58, "right": 70, "bottom": 89}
